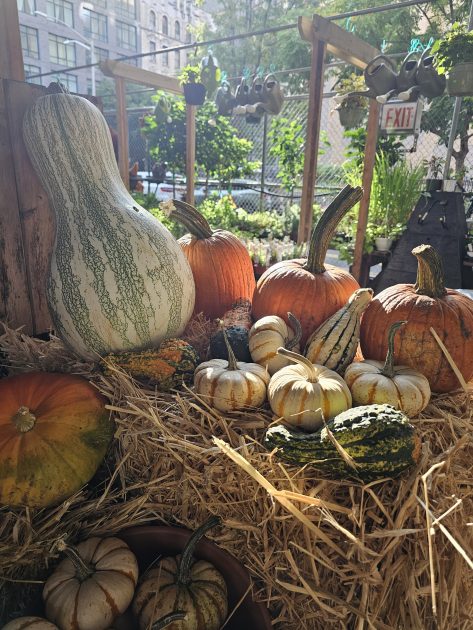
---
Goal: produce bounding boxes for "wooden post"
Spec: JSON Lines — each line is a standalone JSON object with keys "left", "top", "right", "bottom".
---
{"left": 115, "top": 78, "right": 129, "bottom": 187}
{"left": 351, "top": 99, "right": 380, "bottom": 283}
{"left": 298, "top": 37, "right": 326, "bottom": 244}
{"left": 0, "top": 0, "right": 25, "bottom": 81}
{"left": 186, "top": 103, "right": 196, "bottom": 205}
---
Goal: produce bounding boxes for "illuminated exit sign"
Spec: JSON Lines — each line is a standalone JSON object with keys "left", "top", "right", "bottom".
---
{"left": 379, "top": 100, "right": 423, "bottom": 135}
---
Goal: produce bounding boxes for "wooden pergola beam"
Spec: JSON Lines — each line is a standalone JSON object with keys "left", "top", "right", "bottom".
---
{"left": 298, "top": 14, "right": 380, "bottom": 286}
{"left": 100, "top": 60, "right": 183, "bottom": 94}
{"left": 0, "top": 0, "right": 25, "bottom": 81}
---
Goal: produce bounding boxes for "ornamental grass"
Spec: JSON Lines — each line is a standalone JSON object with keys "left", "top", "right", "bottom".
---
{"left": 1, "top": 322, "right": 472, "bottom": 629}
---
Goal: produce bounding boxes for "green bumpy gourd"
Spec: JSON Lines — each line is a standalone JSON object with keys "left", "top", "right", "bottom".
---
{"left": 265, "top": 404, "right": 420, "bottom": 481}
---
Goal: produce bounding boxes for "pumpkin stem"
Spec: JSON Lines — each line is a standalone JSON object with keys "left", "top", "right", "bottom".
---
{"left": 380, "top": 321, "right": 407, "bottom": 378}
{"left": 151, "top": 612, "right": 187, "bottom": 629}
{"left": 46, "top": 81, "right": 70, "bottom": 95}
{"left": 166, "top": 199, "right": 214, "bottom": 239}
{"left": 220, "top": 325, "right": 239, "bottom": 371}
{"left": 177, "top": 516, "right": 221, "bottom": 585}
{"left": 12, "top": 407, "right": 36, "bottom": 433}
{"left": 276, "top": 347, "right": 319, "bottom": 383}
{"left": 305, "top": 185, "right": 363, "bottom": 274}
{"left": 61, "top": 544, "right": 94, "bottom": 582}
{"left": 286, "top": 313, "right": 302, "bottom": 351}
{"left": 413, "top": 244, "right": 447, "bottom": 298}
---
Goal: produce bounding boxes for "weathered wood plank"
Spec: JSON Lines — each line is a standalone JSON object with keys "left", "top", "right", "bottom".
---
{"left": 0, "top": 80, "right": 33, "bottom": 331}
{"left": 115, "top": 77, "right": 130, "bottom": 187}
{"left": 101, "top": 60, "right": 183, "bottom": 94}
{"left": 0, "top": 0, "right": 25, "bottom": 81}
{"left": 5, "top": 80, "right": 54, "bottom": 333}
{"left": 186, "top": 104, "right": 196, "bottom": 205}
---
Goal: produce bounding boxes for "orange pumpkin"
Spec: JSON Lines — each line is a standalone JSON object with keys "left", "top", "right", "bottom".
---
{"left": 0, "top": 372, "right": 113, "bottom": 507}
{"left": 360, "top": 244, "right": 473, "bottom": 393}
{"left": 252, "top": 185, "right": 362, "bottom": 345}
{"left": 165, "top": 200, "right": 256, "bottom": 319}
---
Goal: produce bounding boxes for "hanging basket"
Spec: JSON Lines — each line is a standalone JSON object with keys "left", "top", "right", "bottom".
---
{"left": 447, "top": 61, "right": 473, "bottom": 96}
{"left": 337, "top": 105, "right": 365, "bottom": 129}
{"left": 183, "top": 83, "right": 206, "bottom": 106}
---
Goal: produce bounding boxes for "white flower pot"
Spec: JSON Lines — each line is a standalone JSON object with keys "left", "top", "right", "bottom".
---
{"left": 375, "top": 237, "right": 393, "bottom": 252}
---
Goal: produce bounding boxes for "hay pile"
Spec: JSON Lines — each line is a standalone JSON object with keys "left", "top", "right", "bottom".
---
{"left": 1, "top": 323, "right": 473, "bottom": 629}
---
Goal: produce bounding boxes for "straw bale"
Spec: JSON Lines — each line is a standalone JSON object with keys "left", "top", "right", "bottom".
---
{"left": 1, "top": 323, "right": 473, "bottom": 629}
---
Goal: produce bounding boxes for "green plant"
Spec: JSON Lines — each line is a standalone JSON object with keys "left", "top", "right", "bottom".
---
{"left": 335, "top": 72, "right": 368, "bottom": 109}
{"left": 432, "top": 22, "right": 473, "bottom": 75}
{"left": 344, "top": 127, "right": 404, "bottom": 169}
{"left": 424, "top": 155, "right": 444, "bottom": 179}
{"left": 178, "top": 64, "right": 202, "bottom": 84}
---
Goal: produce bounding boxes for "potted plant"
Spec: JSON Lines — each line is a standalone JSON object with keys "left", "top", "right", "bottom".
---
{"left": 432, "top": 23, "right": 473, "bottom": 96}
{"left": 334, "top": 73, "right": 368, "bottom": 129}
{"left": 424, "top": 155, "right": 444, "bottom": 192}
{"left": 179, "top": 64, "right": 206, "bottom": 106}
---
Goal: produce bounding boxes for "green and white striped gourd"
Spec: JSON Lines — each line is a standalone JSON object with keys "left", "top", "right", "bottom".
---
{"left": 22, "top": 84, "right": 195, "bottom": 359}
{"left": 304, "top": 288, "right": 373, "bottom": 374}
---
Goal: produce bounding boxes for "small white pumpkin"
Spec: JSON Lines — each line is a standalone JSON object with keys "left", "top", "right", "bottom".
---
{"left": 249, "top": 312, "right": 301, "bottom": 375}
{"left": 344, "top": 321, "right": 431, "bottom": 417}
{"left": 268, "top": 348, "right": 352, "bottom": 431}
{"left": 194, "top": 329, "right": 269, "bottom": 412}
{"left": 3, "top": 619, "right": 59, "bottom": 629}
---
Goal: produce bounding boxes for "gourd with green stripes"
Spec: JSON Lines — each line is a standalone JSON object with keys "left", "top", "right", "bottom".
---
{"left": 264, "top": 404, "right": 420, "bottom": 480}
{"left": 22, "top": 83, "right": 195, "bottom": 359}
{"left": 304, "top": 288, "right": 373, "bottom": 374}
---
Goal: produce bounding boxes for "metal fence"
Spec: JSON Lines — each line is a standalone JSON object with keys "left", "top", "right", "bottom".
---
{"left": 104, "top": 87, "right": 473, "bottom": 214}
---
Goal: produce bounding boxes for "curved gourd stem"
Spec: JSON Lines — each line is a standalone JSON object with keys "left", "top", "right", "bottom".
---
{"left": 304, "top": 185, "right": 363, "bottom": 274}
{"left": 286, "top": 313, "right": 302, "bottom": 351}
{"left": 380, "top": 321, "right": 407, "bottom": 378}
{"left": 60, "top": 544, "right": 94, "bottom": 582}
{"left": 277, "top": 347, "right": 319, "bottom": 383}
{"left": 221, "top": 326, "right": 239, "bottom": 371}
{"left": 168, "top": 199, "right": 214, "bottom": 239}
{"left": 413, "top": 244, "right": 447, "bottom": 298}
{"left": 46, "top": 81, "right": 69, "bottom": 95}
{"left": 151, "top": 612, "right": 187, "bottom": 629}
{"left": 177, "top": 515, "right": 221, "bottom": 585}
{"left": 12, "top": 406, "right": 36, "bottom": 433}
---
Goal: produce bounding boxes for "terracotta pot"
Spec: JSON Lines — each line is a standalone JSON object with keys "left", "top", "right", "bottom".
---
{"left": 118, "top": 525, "right": 272, "bottom": 630}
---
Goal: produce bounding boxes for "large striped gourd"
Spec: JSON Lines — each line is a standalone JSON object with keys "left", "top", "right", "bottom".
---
{"left": 265, "top": 404, "right": 420, "bottom": 480}
{"left": 305, "top": 288, "right": 373, "bottom": 374}
{"left": 22, "top": 83, "right": 195, "bottom": 359}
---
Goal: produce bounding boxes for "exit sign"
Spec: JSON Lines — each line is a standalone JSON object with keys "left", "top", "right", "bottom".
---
{"left": 379, "top": 100, "right": 423, "bottom": 135}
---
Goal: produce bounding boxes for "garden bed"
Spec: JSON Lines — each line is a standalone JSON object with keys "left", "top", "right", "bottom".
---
{"left": 1, "top": 322, "right": 473, "bottom": 629}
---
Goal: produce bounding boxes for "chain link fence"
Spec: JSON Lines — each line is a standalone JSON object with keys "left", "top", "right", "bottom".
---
{"left": 104, "top": 86, "right": 473, "bottom": 213}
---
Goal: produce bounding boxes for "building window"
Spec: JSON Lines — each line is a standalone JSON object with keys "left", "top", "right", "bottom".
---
{"left": 149, "top": 40, "right": 156, "bottom": 62}
{"left": 149, "top": 10, "right": 156, "bottom": 30}
{"left": 174, "top": 50, "right": 180, "bottom": 70}
{"left": 175, "top": 21, "right": 181, "bottom": 40}
{"left": 185, "top": 30, "right": 192, "bottom": 44}
{"left": 162, "top": 15, "right": 168, "bottom": 35}
{"left": 162, "top": 45, "right": 168, "bottom": 67}
{"left": 50, "top": 72, "right": 78, "bottom": 93}
{"left": 117, "top": 21, "right": 137, "bottom": 50}
{"left": 17, "top": 0, "right": 35, "bottom": 14}
{"left": 83, "top": 9, "right": 108, "bottom": 43}
{"left": 24, "top": 63, "right": 41, "bottom": 84}
{"left": 86, "top": 46, "right": 109, "bottom": 65}
{"left": 115, "top": 0, "right": 136, "bottom": 20}
{"left": 94, "top": 0, "right": 107, "bottom": 7}
{"left": 47, "top": 0, "right": 74, "bottom": 27}
{"left": 20, "top": 25, "right": 39, "bottom": 59}
{"left": 49, "top": 34, "right": 76, "bottom": 66}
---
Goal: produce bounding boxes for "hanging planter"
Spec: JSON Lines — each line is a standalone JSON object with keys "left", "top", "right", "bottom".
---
{"left": 179, "top": 65, "right": 207, "bottom": 105}
{"left": 334, "top": 74, "right": 368, "bottom": 130}
{"left": 432, "top": 23, "right": 473, "bottom": 97}
{"left": 447, "top": 61, "right": 473, "bottom": 96}
{"left": 337, "top": 103, "right": 366, "bottom": 129}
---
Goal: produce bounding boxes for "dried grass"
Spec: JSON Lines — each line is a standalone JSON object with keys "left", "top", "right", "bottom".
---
{"left": 1, "top": 323, "right": 473, "bottom": 629}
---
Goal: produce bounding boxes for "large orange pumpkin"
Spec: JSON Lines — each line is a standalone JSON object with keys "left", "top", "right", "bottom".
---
{"left": 166, "top": 200, "right": 256, "bottom": 319}
{"left": 360, "top": 244, "right": 473, "bottom": 393}
{"left": 252, "top": 185, "right": 362, "bottom": 345}
{"left": 0, "top": 372, "right": 113, "bottom": 507}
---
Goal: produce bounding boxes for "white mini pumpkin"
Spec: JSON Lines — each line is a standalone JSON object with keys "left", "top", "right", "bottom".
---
{"left": 249, "top": 312, "right": 301, "bottom": 375}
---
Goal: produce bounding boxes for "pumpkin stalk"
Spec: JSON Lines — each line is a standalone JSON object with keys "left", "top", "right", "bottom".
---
{"left": 177, "top": 516, "right": 221, "bottom": 585}
{"left": 286, "top": 313, "right": 302, "bottom": 351}
{"left": 413, "top": 244, "right": 447, "bottom": 298}
{"left": 305, "top": 185, "right": 363, "bottom": 274}
{"left": 61, "top": 544, "right": 94, "bottom": 582}
{"left": 166, "top": 199, "right": 213, "bottom": 239}
{"left": 221, "top": 326, "right": 239, "bottom": 370}
{"left": 277, "top": 347, "right": 319, "bottom": 383}
{"left": 12, "top": 406, "right": 36, "bottom": 433}
{"left": 380, "top": 321, "right": 407, "bottom": 378}
{"left": 151, "top": 612, "right": 187, "bottom": 629}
